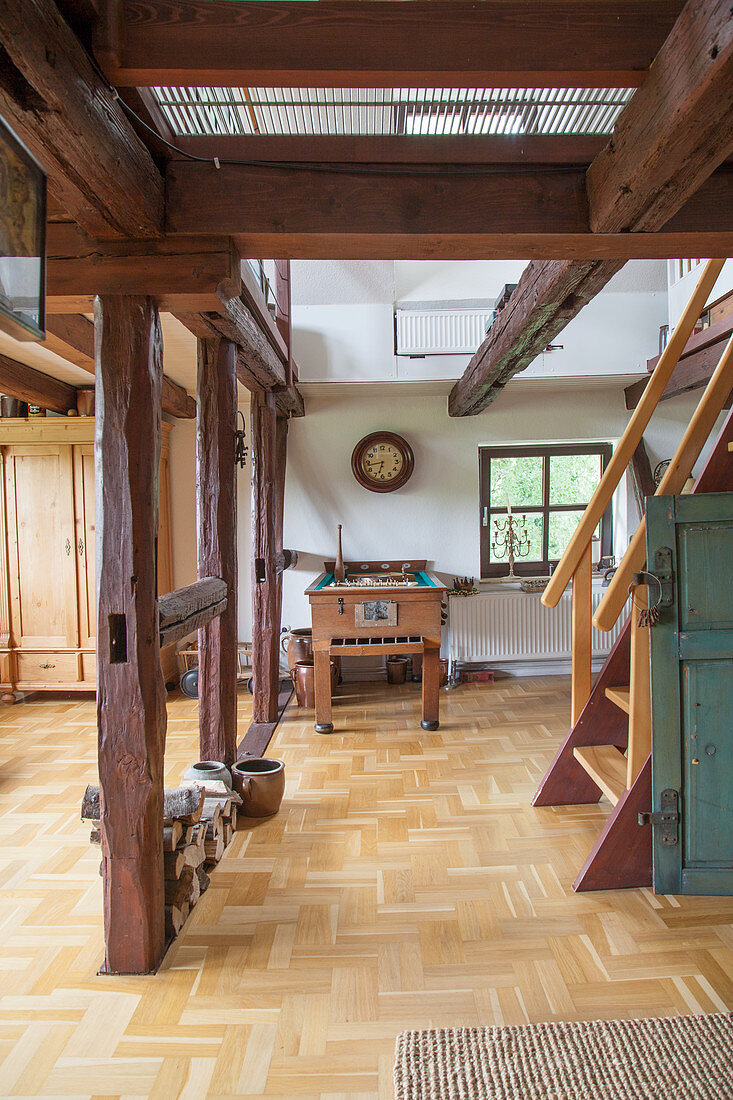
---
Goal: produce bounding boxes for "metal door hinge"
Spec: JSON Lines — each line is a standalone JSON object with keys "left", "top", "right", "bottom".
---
{"left": 638, "top": 788, "right": 679, "bottom": 846}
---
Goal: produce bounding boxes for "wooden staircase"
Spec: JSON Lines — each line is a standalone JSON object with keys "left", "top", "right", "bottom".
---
{"left": 533, "top": 258, "right": 733, "bottom": 891}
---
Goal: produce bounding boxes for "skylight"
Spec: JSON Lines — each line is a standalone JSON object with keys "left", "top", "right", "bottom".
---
{"left": 152, "top": 86, "right": 634, "bottom": 138}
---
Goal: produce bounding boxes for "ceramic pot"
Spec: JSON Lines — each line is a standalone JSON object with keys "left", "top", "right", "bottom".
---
{"left": 386, "top": 656, "right": 408, "bottom": 684}
{"left": 1, "top": 397, "right": 28, "bottom": 418}
{"left": 183, "top": 760, "right": 232, "bottom": 787}
{"left": 282, "top": 627, "right": 313, "bottom": 672}
{"left": 231, "top": 757, "right": 285, "bottom": 817}
{"left": 291, "top": 658, "right": 338, "bottom": 706}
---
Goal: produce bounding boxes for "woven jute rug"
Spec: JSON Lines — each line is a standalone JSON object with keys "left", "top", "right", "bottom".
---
{"left": 394, "top": 1014, "right": 733, "bottom": 1100}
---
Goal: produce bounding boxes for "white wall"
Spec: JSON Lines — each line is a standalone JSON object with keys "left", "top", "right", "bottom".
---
{"left": 668, "top": 259, "right": 733, "bottom": 330}
{"left": 292, "top": 259, "right": 667, "bottom": 384}
{"left": 279, "top": 382, "right": 725, "bottom": 636}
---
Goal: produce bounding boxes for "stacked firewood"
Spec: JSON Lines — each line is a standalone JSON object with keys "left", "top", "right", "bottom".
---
{"left": 81, "top": 779, "right": 242, "bottom": 941}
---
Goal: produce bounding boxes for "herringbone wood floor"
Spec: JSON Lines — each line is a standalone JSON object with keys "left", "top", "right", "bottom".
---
{"left": 1, "top": 676, "right": 732, "bottom": 1098}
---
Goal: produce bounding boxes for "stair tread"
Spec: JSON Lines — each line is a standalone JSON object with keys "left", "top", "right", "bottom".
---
{"left": 573, "top": 745, "right": 628, "bottom": 806}
{"left": 605, "top": 686, "right": 631, "bottom": 714}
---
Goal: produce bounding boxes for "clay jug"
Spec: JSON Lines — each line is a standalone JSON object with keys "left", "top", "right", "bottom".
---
{"left": 282, "top": 627, "right": 313, "bottom": 672}
{"left": 231, "top": 757, "right": 285, "bottom": 817}
{"left": 334, "top": 523, "right": 345, "bottom": 583}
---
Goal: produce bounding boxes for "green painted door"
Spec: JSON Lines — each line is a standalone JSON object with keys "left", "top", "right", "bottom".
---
{"left": 646, "top": 492, "right": 733, "bottom": 895}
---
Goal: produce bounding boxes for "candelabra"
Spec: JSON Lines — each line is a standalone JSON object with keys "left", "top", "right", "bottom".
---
{"left": 492, "top": 513, "right": 531, "bottom": 579}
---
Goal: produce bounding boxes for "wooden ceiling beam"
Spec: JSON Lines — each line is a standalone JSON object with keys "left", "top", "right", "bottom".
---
{"left": 45, "top": 312, "right": 196, "bottom": 418}
{"left": 0, "top": 354, "right": 78, "bottom": 414}
{"left": 46, "top": 224, "right": 241, "bottom": 312}
{"left": 100, "top": 0, "right": 683, "bottom": 88}
{"left": 174, "top": 135, "right": 611, "bottom": 166}
{"left": 165, "top": 162, "right": 733, "bottom": 258}
{"left": 0, "top": 0, "right": 162, "bottom": 239}
{"left": 449, "top": 0, "right": 733, "bottom": 416}
{"left": 175, "top": 297, "right": 288, "bottom": 392}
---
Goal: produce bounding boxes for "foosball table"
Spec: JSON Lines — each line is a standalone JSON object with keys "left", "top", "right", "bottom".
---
{"left": 305, "top": 559, "right": 446, "bottom": 734}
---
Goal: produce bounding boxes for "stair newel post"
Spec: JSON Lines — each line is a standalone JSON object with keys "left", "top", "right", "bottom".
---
{"left": 570, "top": 543, "right": 593, "bottom": 726}
{"left": 627, "top": 583, "right": 652, "bottom": 787}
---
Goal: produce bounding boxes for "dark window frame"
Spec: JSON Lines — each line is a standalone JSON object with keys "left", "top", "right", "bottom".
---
{"left": 479, "top": 443, "right": 613, "bottom": 578}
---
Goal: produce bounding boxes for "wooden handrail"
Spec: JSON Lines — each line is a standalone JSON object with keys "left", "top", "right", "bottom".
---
{"left": 542, "top": 258, "right": 726, "bottom": 609}
{"left": 595, "top": 332, "right": 733, "bottom": 631}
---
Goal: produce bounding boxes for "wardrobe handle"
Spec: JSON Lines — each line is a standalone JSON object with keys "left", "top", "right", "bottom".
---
{"left": 65, "top": 538, "right": 71, "bottom": 556}
{"left": 78, "top": 538, "right": 84, "bottom": 556}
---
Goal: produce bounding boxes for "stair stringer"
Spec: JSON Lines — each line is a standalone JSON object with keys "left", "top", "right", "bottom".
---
{"left": 532, "top": 621, "right": 630, "bottom": 807}
{"left": 573, "top": 754, "right": 652, "bottom": 891}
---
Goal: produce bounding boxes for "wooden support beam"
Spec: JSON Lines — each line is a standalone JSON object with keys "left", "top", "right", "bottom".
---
{"left": 449, "top": 0, "right": 733, "bottom": 415}
{"left": 449, "top": 259, "right": 624, "bottom": 416}
{"left": 166, "top": 162, "right": 733, "bottom": 258}
{"left": 100, "top": 0, "right": 683, "bottom": 88}
{"left": 0, "top": 354, "right": 77, "bottom": 413}
{"left": 250, "top": 391, "right": 280, "bottom": 724}
{"left": 45, "top": 313, "right": 196, "bottom": 418}
{"left": 625, "top": 318, "right": 733, "bottom": 409}
{"left": 273, "top": 413, "right": 288, "bottom": 696}
{"left": 629, "top": 439, "right": 655, "bottom": 519}
{"left": 175, "top": 134, "right": 611, "bottom": 166}
{"left": 44, "top": 314, "right": 95, "bottom": 370}
{"left": 157, "top": 577, "right": 228, "bottom": 649}
{"left": 0, "top": 0, "right": 162, "bottom": 238}
{"left": 196, "top": 337, "right": 238, "bottom": 767}
{"left": 586, "top": 0, "right": 733, "bottom": 235}
{"left": 46, "top": 224, "right": 241, "bottom": 312}
{"left": 175, "top": 295, "right": 288, "bottom": 391}
{"left": 95, "top": 293, "right": 166, "bottom": 974}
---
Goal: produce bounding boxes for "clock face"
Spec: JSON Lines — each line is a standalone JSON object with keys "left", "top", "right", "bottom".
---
{"left": 351, "top": 432, "right": 414, "bottom": 493}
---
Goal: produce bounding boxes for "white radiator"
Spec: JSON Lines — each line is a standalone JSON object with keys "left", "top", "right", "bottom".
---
{"left": 448, "top": 589, "right": 627, "bottom": 665}
{"left": 395, "top": 307, "right": 494, "bottom": 355}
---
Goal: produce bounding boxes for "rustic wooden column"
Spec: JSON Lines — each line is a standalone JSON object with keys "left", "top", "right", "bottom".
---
{"left": 251, "top": 390, "right": 280, "bottom": 723}
{"left": 196, "top": 337, "right": 238, "bottom": 766}
{"left": 95, "top": 295, "right": 166, "bottom": 975}
{"left": 273, "top": 412, "right": 288, "bottom": 634}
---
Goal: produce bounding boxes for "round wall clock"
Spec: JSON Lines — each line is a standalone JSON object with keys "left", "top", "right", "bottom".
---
{"left": 351, "top": 431, "right": 414, "bottom": 493}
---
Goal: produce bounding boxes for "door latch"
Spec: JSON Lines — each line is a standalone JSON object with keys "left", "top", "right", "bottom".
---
{"left": 633, "top": 546, "right": 674, "bottom": 610}
{"left": 638, "top": 788, "right": 679, "bottom": 846}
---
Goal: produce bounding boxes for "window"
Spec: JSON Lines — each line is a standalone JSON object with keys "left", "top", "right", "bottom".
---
{"left": 479, "top": 444, "right": 612, "bottom": 578}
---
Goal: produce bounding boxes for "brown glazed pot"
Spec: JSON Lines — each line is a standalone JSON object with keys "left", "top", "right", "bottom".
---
{"left": 282, "top": 627, "right": 313, "bottom": 671}
{"left": 283, "top": 628, "right": 341, "bottom": 682}
{"left": 231, "top": 757, "right": 285, "bottom": 817}
{"left": 292, "top": 658, "right": 338, "bottom": 707}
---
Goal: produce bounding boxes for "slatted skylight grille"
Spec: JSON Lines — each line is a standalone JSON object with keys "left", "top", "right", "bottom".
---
{"left": 153, "top": 86, "right": 634, "bottom": 138}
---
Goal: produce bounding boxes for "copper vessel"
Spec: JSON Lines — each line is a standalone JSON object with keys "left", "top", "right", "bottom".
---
{"left": 231, "top": 757, "right": 285, "bottom": 817}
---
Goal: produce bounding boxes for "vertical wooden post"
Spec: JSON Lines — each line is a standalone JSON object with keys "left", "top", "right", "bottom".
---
{"left": 96, "top": 295, "right": 166, "bottom": 975}
{"left": 627, "top": 584, "right": 652, "bottom": 787}
{"left": 196, "top": 337, "right": 238, "bottom": 767}
{"left": 274, "top": 411, "right": 288, "bottom": 637}
{"left": 251, "top": 390, "right": 280, "bottom": 723}
{"left": 571, "top": 543, "right": 593, "bottom": 725}
{"left": 274, "top": 260, "right": 292, "bottom": 375}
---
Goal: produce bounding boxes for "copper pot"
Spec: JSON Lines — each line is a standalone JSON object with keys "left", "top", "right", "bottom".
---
{"left": 231, "top": 757, "right": 285, "bottom": 817}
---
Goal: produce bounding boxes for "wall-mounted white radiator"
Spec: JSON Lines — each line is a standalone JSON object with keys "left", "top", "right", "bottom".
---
{"left": 448, "top": 590, "right": 627, "bottom": 665}
{"left": 395, "top": 306, "right": 495, "bottom": 355}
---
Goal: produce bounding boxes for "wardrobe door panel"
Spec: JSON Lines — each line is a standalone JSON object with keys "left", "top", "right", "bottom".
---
{"left": 5, "top": 445, "right": 78, "bottom": 648}
{"left": 73, "top": 444, "right": 96, "bottom": 650}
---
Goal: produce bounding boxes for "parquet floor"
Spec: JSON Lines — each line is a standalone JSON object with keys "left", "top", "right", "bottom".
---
{"left": 1, "top": 676, "right": 733, "bottom": 1099}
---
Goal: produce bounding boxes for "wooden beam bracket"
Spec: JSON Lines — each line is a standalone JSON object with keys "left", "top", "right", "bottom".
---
{"left": 158, "top": 577, "right": 228, "bottom": 649}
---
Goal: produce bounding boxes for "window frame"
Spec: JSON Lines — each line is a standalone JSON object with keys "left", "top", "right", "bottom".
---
{"left": 479, "top": 443, "right": 613, "bottom": 579}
